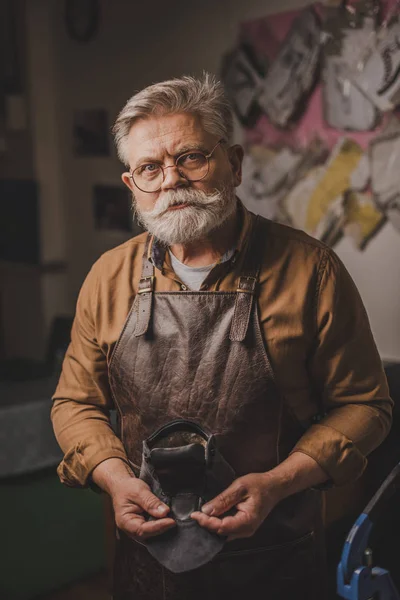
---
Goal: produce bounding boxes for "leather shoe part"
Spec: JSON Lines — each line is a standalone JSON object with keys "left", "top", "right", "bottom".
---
{"left": 139, "top": 419, "right": 236, "bottom": 573}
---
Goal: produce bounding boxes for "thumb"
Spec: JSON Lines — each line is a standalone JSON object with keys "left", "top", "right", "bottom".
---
{"left": 202, "top": 481, "right": 246, "bottom": 517}
{"left": 136, "top": 483, "right": 170, "bottom": 518}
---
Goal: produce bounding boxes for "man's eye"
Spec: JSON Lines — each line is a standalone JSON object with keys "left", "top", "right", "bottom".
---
{"left": 140, "top": 163, "right": 159, "bottom": 173}
{"left": 186, "top": 153, "right": 202, "bottom": 161}
{"left": 179, "top": 153, "right": 205, "bottom": 166}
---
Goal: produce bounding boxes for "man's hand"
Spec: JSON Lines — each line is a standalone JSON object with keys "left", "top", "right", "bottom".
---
{"left": 92, "top": 458, "right": 176, "bottom": 542}
{"left": 191, "top": 452, "right": 328, "bottom": 542}
{"left": 191, "top": 472, "right": 278, "bottom": 541}
{"left": 111, "top": 477, "right": 176, "bottom": 541}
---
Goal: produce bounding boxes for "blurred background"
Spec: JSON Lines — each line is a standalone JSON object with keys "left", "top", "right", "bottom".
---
{"left": 1, "top": 0, "right": 400, "bottom": 599}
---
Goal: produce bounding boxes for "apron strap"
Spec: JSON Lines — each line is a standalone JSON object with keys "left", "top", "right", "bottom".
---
{"left": 134, "top": 234, "right": 155, "bottom": 337}
{"left": 230, "top": 215, "right": 263, "bottom": 342}
{"left": 136, "top": 216, "right": 264, "bottom": 340}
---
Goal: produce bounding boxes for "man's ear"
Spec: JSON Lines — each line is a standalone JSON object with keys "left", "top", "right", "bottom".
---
{"left": 228, "top": 145, "right": 244, "bottom": 187}
{"left": 121, "top": 171, "right": 134, "bottom": 192}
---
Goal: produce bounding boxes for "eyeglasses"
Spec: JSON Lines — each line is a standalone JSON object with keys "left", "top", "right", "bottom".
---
{"left": 130, "top": 139, "right": 224, "bottom": 193}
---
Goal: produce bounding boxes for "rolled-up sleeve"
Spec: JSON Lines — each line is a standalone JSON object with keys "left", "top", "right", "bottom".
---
{"left": 292, "top": 249, "right": 393, "bottom": 486}
{"left": 51, "top": 264, "right": 128, "bottom": 487}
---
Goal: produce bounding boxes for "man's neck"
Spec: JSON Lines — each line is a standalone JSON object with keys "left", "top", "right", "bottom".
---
{"left": 169, "top": 208, "right": 239, "bottom": 267}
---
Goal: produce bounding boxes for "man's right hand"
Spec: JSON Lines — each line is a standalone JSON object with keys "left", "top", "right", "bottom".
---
{"left": 92, "top": 457, "right": 176, "bottom": 542}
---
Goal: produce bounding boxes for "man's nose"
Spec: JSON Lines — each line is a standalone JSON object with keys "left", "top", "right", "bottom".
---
{"left": 160, "top": 164, "right": 189, "bottom": 191}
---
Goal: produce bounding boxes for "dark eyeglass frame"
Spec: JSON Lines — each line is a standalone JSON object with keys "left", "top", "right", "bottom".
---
{"left": 130, "top": 139, "right": 224, "bottom": 193}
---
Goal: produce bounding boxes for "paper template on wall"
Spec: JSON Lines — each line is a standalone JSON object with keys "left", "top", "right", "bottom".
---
{"left": 304, "top": 138, "right": 364, "bottom": 235}
{"left": 283, "top": 139, "right": 365, "bottom": 242}
{"left": 221, "top": 44, "right": 267, "bottom": 128}
{"left": 227, "top": 0, "right": 400, "bottom": 250}
{"left": 282, "top": 140, "right": 384, "bottom": 246}
{"left": 322, "top": 2, "right": 380, "bottom": 130}
{"left": 370, "top": 115, "right": 400, "bottom": 231}
{"left": 258, "top": 8, "right": 321, "bottom": 128}
{"left": 237, "top": 140, "right": 328, "bottom": 223}
{"left": 343, "top": 191, "right": 385, "bottom": 248}
{"left": 351, "top": 12, "right": 400, "bottom": 112}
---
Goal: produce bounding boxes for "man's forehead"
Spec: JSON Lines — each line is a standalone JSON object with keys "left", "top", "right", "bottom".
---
{"left": 126, "top": 112, "right": 215, "bottom": 162}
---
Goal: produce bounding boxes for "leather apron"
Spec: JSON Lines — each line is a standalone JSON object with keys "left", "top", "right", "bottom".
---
{"left": 108, "top": 214, "right": 327, "bottom": 600}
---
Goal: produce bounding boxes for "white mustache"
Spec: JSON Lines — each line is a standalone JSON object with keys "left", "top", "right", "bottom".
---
{"left": 144, "top": 187, "right": 222, "bottom": 218}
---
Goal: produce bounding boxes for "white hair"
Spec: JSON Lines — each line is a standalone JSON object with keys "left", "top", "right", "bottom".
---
{"left": 134, "top": 184, "right": 236, "bottom": 245}
{"left": 112, "top": 73, "right": 234, "bottom": 166}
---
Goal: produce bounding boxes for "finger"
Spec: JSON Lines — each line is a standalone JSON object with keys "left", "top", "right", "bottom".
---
{"left": 201, "top": 481, "right": 247, "bottom": 517}
{"left": 192, "top": 510, "right": 252, "bottom": 538}
{"left": 212, "top": 512, "right": 250, "bottom": 536}
{"left": 191, "top": 512, "right": 227, "bottom": 535}
{"left": 136, "top": 488, "right": 170, "bottom": 518}
{"left": 124, "top": 516, "right": 176, "bottom": 540}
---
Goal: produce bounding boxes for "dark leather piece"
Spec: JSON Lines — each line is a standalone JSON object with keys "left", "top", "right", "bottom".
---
{"left": 142, "top": 419, "right": 236, "bottom": 502}
{"left": 170, "top": 493, "right": 199, "bottom": 519}
{"left": 149, "top": 444, "right": 206, "bottom": 497}
{"left": 138, "top": 420, "right": 238, "bottom": 573}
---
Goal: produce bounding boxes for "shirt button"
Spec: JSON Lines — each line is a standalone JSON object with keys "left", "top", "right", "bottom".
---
{"left": 181, "top": 284, "right": 187, "bottom": 291}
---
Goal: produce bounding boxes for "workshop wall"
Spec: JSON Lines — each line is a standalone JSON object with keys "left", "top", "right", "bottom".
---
{"left": 25, "top": 0, "right": 400, "bottom": 361}
{"left": 0, "top": 0, "right": 45, "bottom": 360}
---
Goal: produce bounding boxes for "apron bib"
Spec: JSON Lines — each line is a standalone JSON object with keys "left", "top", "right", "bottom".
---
{"left": 108, "top": 215, "right": 326, "bottom": 600}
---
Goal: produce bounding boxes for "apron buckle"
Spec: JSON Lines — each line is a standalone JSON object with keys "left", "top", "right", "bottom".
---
{"left": 236, "top": 275, "right": 257, "bottom": 294}
{"left": 138, "top": 276, "right": 154, "bottom": 294}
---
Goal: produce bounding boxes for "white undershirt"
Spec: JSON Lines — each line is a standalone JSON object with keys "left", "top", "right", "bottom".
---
{"left": 169, "top": 247, "right": 235, "bottom": 291}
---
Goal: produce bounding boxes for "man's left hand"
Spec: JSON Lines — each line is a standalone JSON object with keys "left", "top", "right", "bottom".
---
{"left": 191, "top": 472, "right": 280, "bottom": 542}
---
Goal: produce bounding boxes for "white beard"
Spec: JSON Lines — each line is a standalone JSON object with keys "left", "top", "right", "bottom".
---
{"left": 134, "top": 185, "right": 236, "bottom": 245}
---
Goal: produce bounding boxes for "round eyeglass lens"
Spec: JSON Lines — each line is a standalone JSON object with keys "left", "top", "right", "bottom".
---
{"left": 133, "top": 164, "right": 164, "bottom": 192}
{"left": 177, "top": 152, "right": 208, "bottom": 179}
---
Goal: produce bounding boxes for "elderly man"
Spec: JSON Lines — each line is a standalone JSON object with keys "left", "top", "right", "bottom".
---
{"left": 52, "top": 74, "right": 392, "bottom": 600}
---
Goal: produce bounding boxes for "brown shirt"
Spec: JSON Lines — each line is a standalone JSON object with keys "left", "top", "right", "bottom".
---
{"left": 51, "top": 202, "right": 392, "bottom": 488}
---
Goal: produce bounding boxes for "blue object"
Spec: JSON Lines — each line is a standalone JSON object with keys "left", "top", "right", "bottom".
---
{"left": 337, "top": 463, "right": 400, "bottom": 600}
